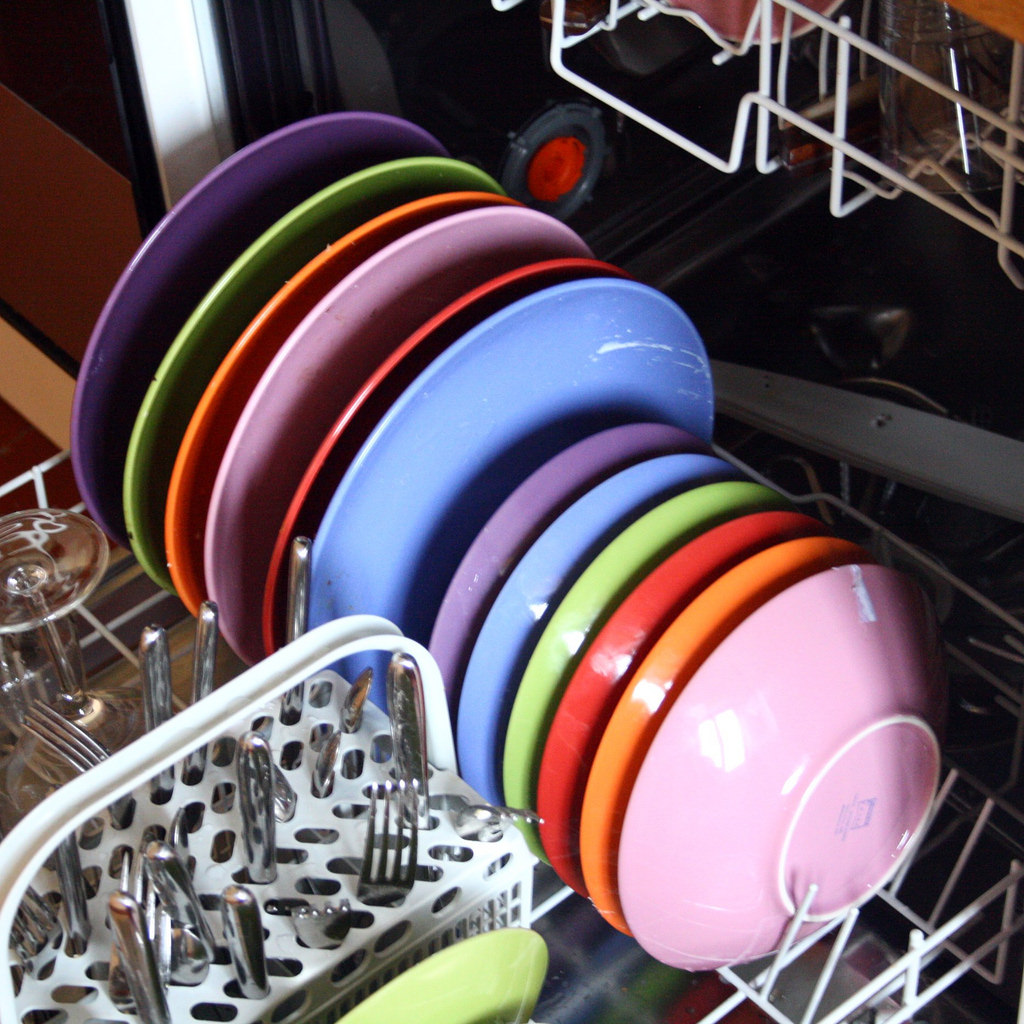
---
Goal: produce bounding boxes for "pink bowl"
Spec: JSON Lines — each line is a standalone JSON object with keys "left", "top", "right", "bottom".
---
{"left": 618, "top": 563, "right": 947, "bottom": 971}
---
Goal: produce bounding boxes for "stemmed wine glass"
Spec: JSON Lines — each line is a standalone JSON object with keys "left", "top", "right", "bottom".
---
{"left": 0, "top": 508, "right": 143, "bottom": 813}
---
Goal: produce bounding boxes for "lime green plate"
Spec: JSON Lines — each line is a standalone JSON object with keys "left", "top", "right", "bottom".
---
{"left": 334, "top": 928, "right": 548, "bottom": 1024}
{"left": 502, "top": 479, "right": 792, "bottom": 858}
{"left": 123, "top": 156, "right": 504, "bottom": 590}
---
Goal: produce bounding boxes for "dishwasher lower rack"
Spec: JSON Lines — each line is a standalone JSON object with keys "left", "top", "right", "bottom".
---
{"left": 501, "top": 0, "right": 1024, "bottom": 289}
{"left": 0, "top": 622, "right": 536, "bottom": 1024}
{"left": 6, "top": 450, "right": 1024, "bottom": 1023}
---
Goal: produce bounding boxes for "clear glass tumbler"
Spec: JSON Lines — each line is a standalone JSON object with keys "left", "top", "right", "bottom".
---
{"left": 879, "top": 0, "right": 1013, "bottom": 194}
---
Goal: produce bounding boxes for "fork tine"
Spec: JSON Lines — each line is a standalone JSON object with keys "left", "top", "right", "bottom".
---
{"left": 21, "top": 719, "right": 92, "bottom": 774}
{"left": 27, "top": 700, "right": 109, "bottom": 762}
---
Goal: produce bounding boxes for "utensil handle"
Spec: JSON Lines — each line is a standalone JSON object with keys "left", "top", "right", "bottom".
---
{"left": 237, "top": 731, "right": 277, "bottom": 883}
{"left": 54, "top": 835, "right": 90, "bottom": 956}
{"left": 220, "top": 884, "right": 271, "bottom": 999}
{"left": 108, "top": 891, "right": 170, "bottom": 1024}
{"left": 140, "top": 624, "right": 175, "bottom": 799}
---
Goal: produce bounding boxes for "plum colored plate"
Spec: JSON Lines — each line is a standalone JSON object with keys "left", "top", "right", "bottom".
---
{"left": 261, "top": 257, "right": 632, "bottom": 659}
{"left": 334, "top": 927, "right": 549, "bottom": 1024}
{"left": 429, "top": 421, "right": 708, "bottom": 715}
{"left": 164, "top": 185, "right": 513, "bottom": 614}
{"left": 536, "top": 508, "right": 830, "bottom": 895}
{"left": 72, "top": 111, "right": 445, "bottom": 546}
{"left": 208, "top": 204, "right": 592, "bottom": 665}
{"left": 125, "top": 158, "right": 502, "bottom": 591}
{"left": 307, "top": 277, "right": 716, "bottom": 710}
{"left": 503, "top": 486, "right": 800, "bottom": 860}
{"left": 579, "top": 534, "right": 872, "bottom": 935}
{"left": 618, "top": 564, "right": 946, "bottom": 970}
{"left": 455, "top": 455, "right": 744, "bottom": 806}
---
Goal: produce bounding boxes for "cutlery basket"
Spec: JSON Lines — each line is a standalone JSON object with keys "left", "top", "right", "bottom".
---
{"left": 0, "top": 617, "right": 537, "bottom": 1024}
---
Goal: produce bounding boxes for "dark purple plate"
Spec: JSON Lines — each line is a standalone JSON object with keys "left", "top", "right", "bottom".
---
{"left": 71, "top": 111, "right": 446, "bottom": 545}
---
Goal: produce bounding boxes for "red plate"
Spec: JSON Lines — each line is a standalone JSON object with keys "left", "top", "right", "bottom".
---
{"left": 536, "top": 508, "right": 829, "bottom": 895}
{"left": 260, "top": 257, "right": 631, "bottom": 657}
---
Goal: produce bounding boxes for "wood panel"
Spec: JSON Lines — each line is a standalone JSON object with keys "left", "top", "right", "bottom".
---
{"left": 948, "top": 0, "right": 1024, "bottom": 42}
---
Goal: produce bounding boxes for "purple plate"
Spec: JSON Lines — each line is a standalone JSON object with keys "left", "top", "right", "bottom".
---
{"left": 428, "top": 423, "right": 709, "bottom": 713}
{"left": 71, "top": 112, "right": 446, "bottom": 545}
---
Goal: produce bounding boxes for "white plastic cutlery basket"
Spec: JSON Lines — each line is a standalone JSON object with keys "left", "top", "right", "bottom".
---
{"left": 0, "top": 617, "right": 537, "bottom": 1024}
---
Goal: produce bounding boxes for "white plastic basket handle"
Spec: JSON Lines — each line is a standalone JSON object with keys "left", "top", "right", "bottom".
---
{"left": 0, "top": 614, "right": 456, "bottom": 1020}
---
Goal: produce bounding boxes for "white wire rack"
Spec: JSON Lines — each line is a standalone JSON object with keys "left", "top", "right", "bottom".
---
{"left": 501, "top": 0, "right": 1024, "bottom": 288}
{"left": 6, "top": 447, "right": 1024, "bottom": 1021}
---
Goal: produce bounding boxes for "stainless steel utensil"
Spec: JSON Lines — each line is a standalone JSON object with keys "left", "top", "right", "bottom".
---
{"left": 280, "top": 535, "right": 312, "bottom": 723}
{"left": 108, "top": 890, "right": 170, "bottom": 1024}
{"left": 9, "top": 887, "right": 61, "bottom": 978}
{"left": 290, "top": 898, "right": 352, "bottom": 949}
{"left": 143, "top": 839, "right": 218, "bottom": 952}
{"left": 182, "top": 600, "right": 218, "bottom": 780}
{"left": 310, "top": 727, "right": 341, "bottom": 799}
{"left": 23, "top": 699, "right": 136, "bottom": 828}
{"left": 451, "top": 799, "right": 543, "bottom": 843}
{"left": 340, "top": 666, "right": 373, "bottom": 734}
{"left": 385, "top": 653, "right": 429, "bottom": 826}
{"left": 358, "top": 778, "right": 418, "bottom": 905}
{"left": 236, "top": 730, "right": 277, "bottom": 883}
{"left": 54, "top": 833, "right": 90, "bottom": 956}
{"left": 140, "top": 624, "right": 175, "bottom": 800}
{"left": 220, "top": 884, "right": 271, "bottom": 999}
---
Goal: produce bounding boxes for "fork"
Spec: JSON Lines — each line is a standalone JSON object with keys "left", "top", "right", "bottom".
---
{"left": 357, "top": 779, "right": 418, "bottom": 906}
{"left": 23, "top": 699, "right": 135, "bottom": 828}
{"left": 9, "top": 887, "right": 62, "bottom": 977}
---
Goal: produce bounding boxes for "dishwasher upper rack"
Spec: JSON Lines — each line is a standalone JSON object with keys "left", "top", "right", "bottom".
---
{"left": 495, "top": 0, "right": 1024, "bottom": 289}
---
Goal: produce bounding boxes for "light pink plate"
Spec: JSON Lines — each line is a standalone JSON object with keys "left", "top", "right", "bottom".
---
{"left": 206, "top": 204, "right": 591, "bottom": 664}
{"left": 618, "top": 563, "right": 947, "bottom": 971}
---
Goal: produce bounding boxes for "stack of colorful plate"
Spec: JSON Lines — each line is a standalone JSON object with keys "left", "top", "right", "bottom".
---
{"left": 71, "top": 111, "right": 948, "bottom": 974}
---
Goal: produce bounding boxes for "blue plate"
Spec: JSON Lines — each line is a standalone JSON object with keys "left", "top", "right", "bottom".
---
{"left": 308, "top": 277, "right": 716, "bottom": 708}
{"left": 455, "top": 453, "right": 742, "bottom": 805}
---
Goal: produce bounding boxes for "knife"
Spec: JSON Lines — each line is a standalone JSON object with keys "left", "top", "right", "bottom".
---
{"left": 385, "top": 652, "right": 429, "bottom": 826}
{"left": 182, "top": 600, "right": 218, "bottom": 781}
{"left": 108, "top": 890, "right": 170, "bottom": 1024}
{"left": 143, "top": 839, "right": 218, "bottom": 952}
{"left": 236, "top": 730, "right": 277, "bottom": 883}
{"left": 140, "top": 624, "right": 175, "bottom": 800}
{"left": 280, "top": 535, "right": 312, "bottom": 723}
{"left": 220, "top": 884, "right": 271, "bottom": 999}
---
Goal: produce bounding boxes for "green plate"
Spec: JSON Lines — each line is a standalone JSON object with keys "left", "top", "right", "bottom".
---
{"left": 502, "top": 479, "right": 792, "bottom": 858}
{"left": 334, "top": 928, "right": 548, "bottom": 1024}
{"left": 123, "top": 156, "right": 505, "bottom": 590}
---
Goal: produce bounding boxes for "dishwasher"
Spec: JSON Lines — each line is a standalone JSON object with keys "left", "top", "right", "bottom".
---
{"left": 4, "top": 1, "right": 1024, "bottom": 1021}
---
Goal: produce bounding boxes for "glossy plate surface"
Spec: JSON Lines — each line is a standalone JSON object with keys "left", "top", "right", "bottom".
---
{"left": 72, "top": 111, "right": 444, "bottom": 546}
{"left": 618, "top": 564, "right": 946, "bottom": 970}
{"left": 126, "top": 158, "right": 501, "bottom": 591}
{"left": 165, "top": 184, "right": 512, "bottom": 613}
{"left": 503, "top": 484, "right": 798, "bottom": 859}
{"left": 430, "top": 421, "right": 708, "bottom": 714}
{"left": 262, "top": 257, "right": 632, "bottom": 658}
{"left": 456, "top": 455, "right": 744, "bottom": 806}
{"left": 308, "top": 277, "right": 716, "bottom": 708}
{"left": 579, "top": 534, "right": 872, "bottom": 934}
{"left": 662, "top": 0, "right": 845, "bottom": 42}
{"left": 536, "top": 509, "right": 829, "bottom": 895}
{"left": 333, "top": 928, "right": 549, "bottom": 1024}
{"left": 208, "top": 205, "right": 591, "bottom": 664}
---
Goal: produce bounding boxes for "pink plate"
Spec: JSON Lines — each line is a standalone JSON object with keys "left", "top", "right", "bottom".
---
{"left": 428, "top": 421, "right": 709, "bottom": 714}
{"left": 618, "top": 563, "right": 947, "bottom": 971}
{"left": 206, "top": 205, "right": 591, "bottom": 664}
{"left": 537, "top": 508, "right": 829, "bottom": 896}
{"left": 261, "top": 257, "right": 631, "bottom": 658}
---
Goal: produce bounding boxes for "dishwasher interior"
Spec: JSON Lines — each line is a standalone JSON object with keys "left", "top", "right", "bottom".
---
{"left": 7, "top": 0, "right": 1024, "bottom": 1020}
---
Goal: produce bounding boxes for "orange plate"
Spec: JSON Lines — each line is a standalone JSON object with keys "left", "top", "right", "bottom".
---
{"left": 164, "top": 189, "right": 516, "bottom": 614}
{"left": 577, "top": 534, "right": 872, "bottom": 934}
